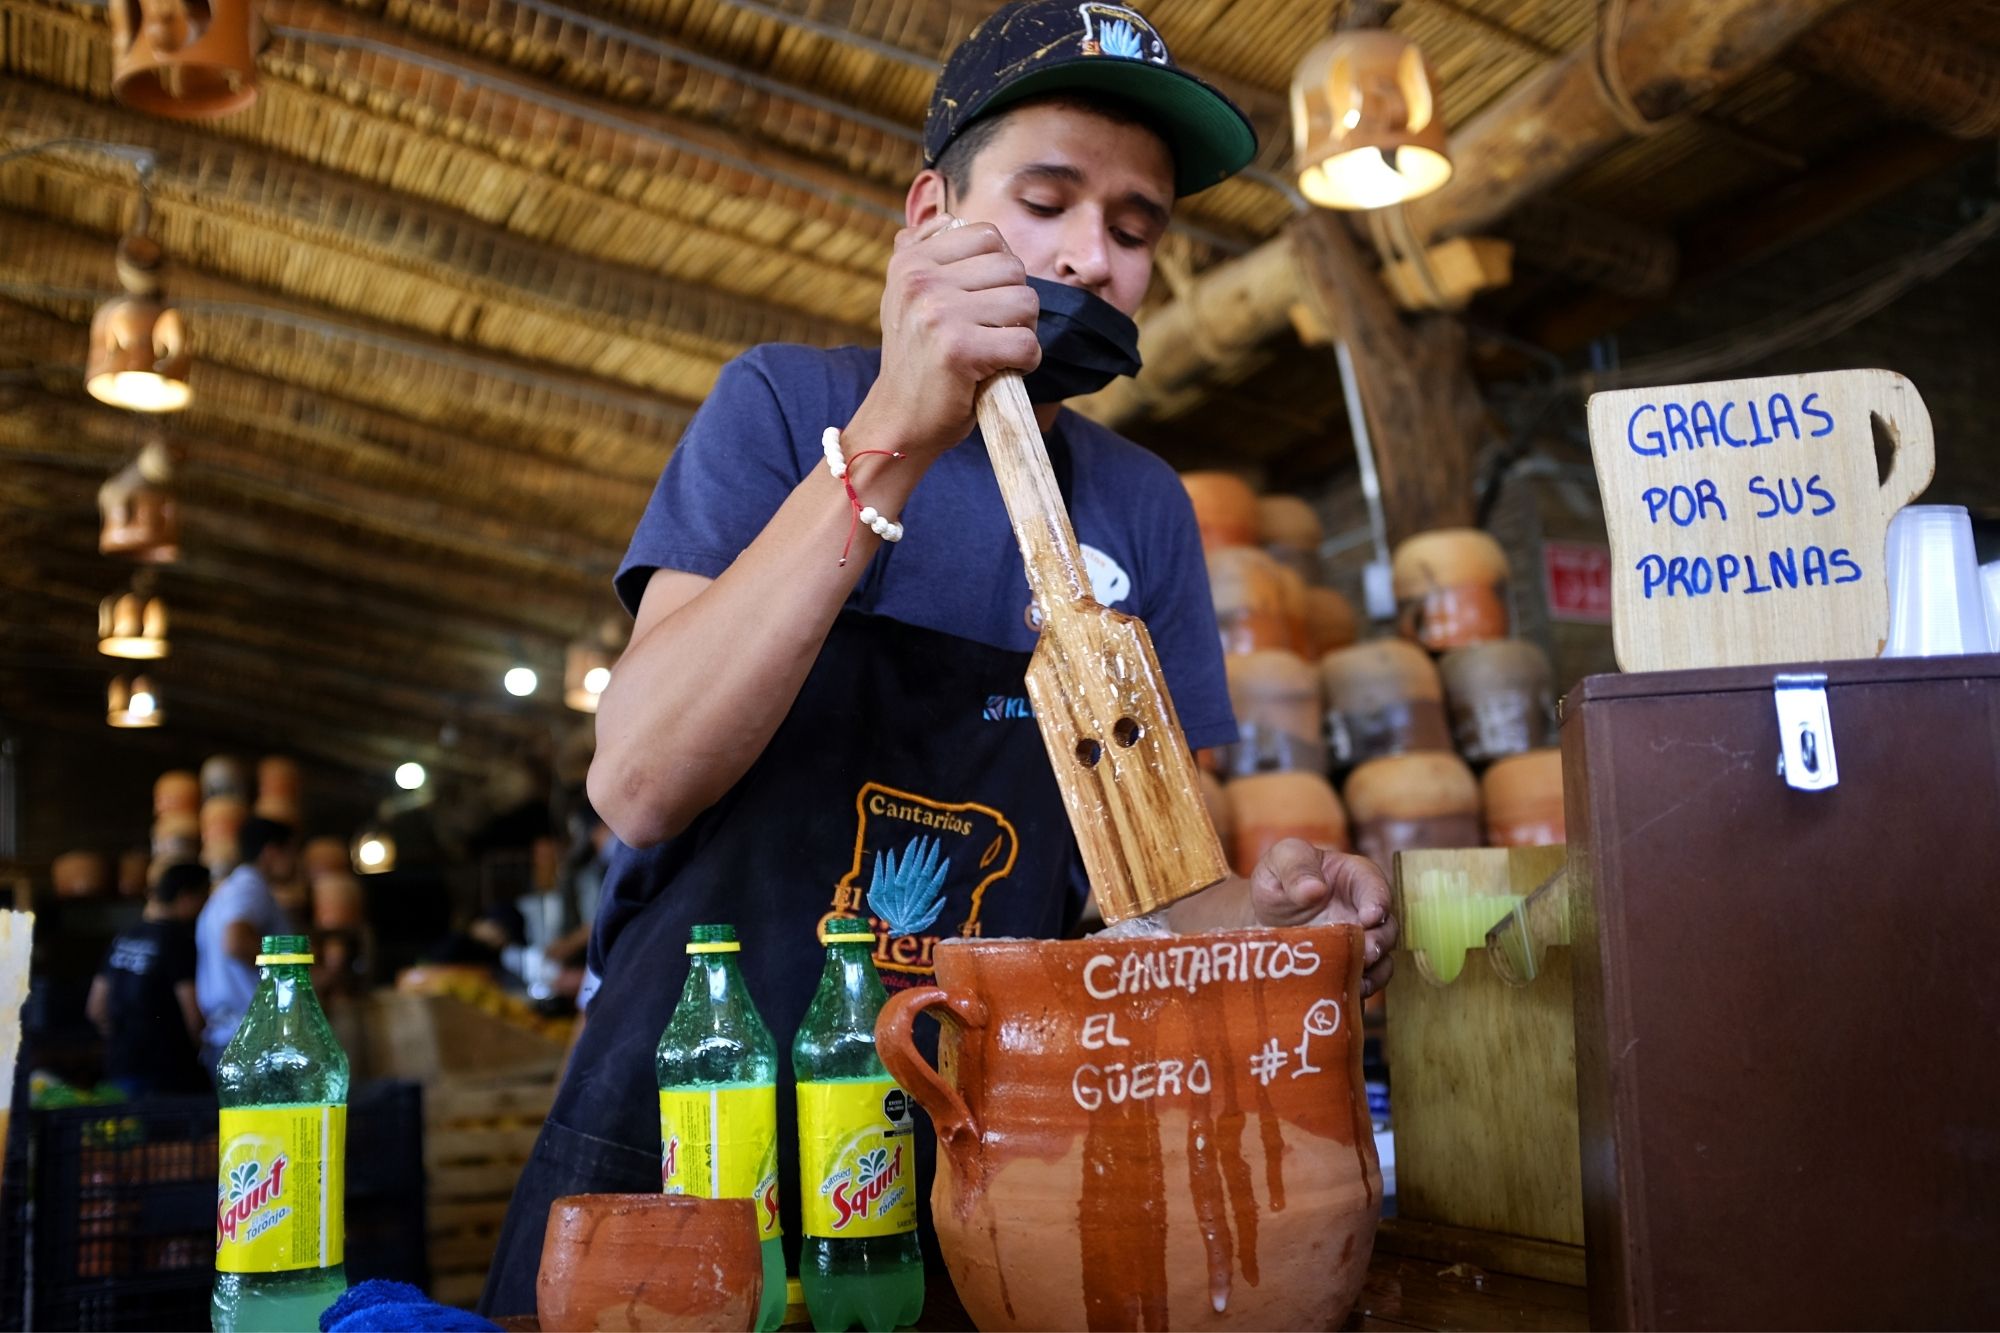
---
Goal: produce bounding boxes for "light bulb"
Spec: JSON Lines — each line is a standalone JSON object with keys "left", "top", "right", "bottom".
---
{"left": 357, "top": 837, "right": 387, "bottom": 868}
{"left": 504, "top": 666, "right": 538, "bottom": 697}
{"left": 128, "top": 690, "right": 156, "bottom": 719}
{"left": 582, "top": 666, "right": 611, "bottom": 696}
{"left": 395, "top": 762, "right": 427, "bottom": 790}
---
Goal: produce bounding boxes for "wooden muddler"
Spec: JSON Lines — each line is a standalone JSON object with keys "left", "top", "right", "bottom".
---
{"left": 974, "top": 360, "right": 1230, "bottom": 922}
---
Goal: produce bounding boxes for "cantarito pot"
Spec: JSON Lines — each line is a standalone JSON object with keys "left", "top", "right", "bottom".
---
{"left": 537, "top": 1193, "right": 761, "bottom": 1332}
{"left": 1481, "top": 748, "right": 1565, "bottom": 847}
{"left": 1224, "top": 651, "right": 1324, "bottom": 776}
{"left": 51, "top": 851, "right": 111, "bottom": 899}
{"left": 1258, "top": 495, "right": 1323, "bottom": 585}
{"left": 1319, "top": 640, "right": 1451, "bottom": 770}
{"left": 1207, "top": 548, "right": 1292, "bottom": 654}
{"left": 1437, "top": 640, "right": 1555, "bottom": 764}
{"left": 200, "top": 754, "right": 249, "bottom": 802}
{"left": 878, "top": 927, "right": 1381, "bottom": 1332}
{"left": 1392, "top": 529, "right": 1510, "bottom": 651}
{"left": 1225, "top": 771, "right": 1350, "bottom": 878}
{"left": 1182, "top": 472, "right": 1260, "bottom": 551}
{"left": 1302, "top": 586, "right": 1359, "bottom": 657}
{"left": 1343, "top": 753, "right": 1482, "bottom": 869}
{"left": 154, "top": 770, "right": 199, "bottom": 818}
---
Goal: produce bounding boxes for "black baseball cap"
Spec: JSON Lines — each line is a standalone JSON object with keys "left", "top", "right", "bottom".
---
{"left": 923, "top": 1, "right": 1258, "bottom": 198}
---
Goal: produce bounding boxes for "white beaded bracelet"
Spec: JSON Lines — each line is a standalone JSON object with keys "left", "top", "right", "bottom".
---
{"left": 823, "top": 426, "right": 905, "bottom": 544}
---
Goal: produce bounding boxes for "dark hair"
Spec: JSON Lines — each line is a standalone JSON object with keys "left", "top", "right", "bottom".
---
{"left": 935, "top": 90, "right": 1176, "bottom": 198}
{"left": 151, "top": 860, "right": 209, "bottom": 905}
{"left": 238, "top": 815, "right": 296, "bottom": 865}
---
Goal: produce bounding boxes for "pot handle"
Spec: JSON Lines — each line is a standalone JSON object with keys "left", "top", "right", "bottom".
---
{"left": 876, "top": 986, "right": 983, "bottom": 1153}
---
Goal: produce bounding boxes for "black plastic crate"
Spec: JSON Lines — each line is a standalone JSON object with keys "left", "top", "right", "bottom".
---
{"left": 345, "top": 1080, "right": 427, "bottom": 1292}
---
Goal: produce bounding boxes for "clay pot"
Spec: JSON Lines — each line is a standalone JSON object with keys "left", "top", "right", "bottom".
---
{"left": 256, "top": 756, "right": 301, "bottom": 821}
{"left": 51, "top": 851, "right": 112, "bottom": 899}
{"left": 538, "top": 1194, "right": 762, "bottom": 1332}
{"left": 117, "top": 849, "right": 151, "bottom": 898}
{"left": 1258, "top": 495, "right": 1323, "bottom": 584}
{"left": 153, "top": 770, "right": 199, "bottom": 818}
{"left": 303, "top": 836, "right": 349, "bottom": 885}
{"left": 1181, "top": 471, "right": 1260, "bottom": 551}
{"left": 201, "top": 795, "right": 247, "bottom": 873}
{"left": 879, "top": 927, "right": 1381, "bottom": 1332}
{"left": 1344, "top": 753, "right": 1482, "bottom": 869}
{"left": 152, "top": 813, "right": 200, "bottom": 863}
{"left": 200, "top": 754, "right": 249, "bottom": 801}
{"left": 1223, "top": 651, "right": 1324, "bottom": 776}
{"left": 1438, "top": 640, "right": 1555, "bottom": 764}
{"left": 1226, "top": 771, "right": 1350, "bottom": 877}
{"left": 1206, "top": 548, "right": 1291, "bottom": 654}
{"left": 1392, "top": 529, "right": 1511, "bottom": 651}
{"left": 314, "top": 872, "right": 367, "bottom": 931}
{"left": 1319, "top": 640, "right": 1451, "bottom": 770}
{"left": 1303, "top": 586, "right": 1360, "bottom": 657}
{"left": 1198, "top": 770, "right": 1233, "bottom": 850}
{"left": 1269, "top": 560, "right": 1311, "bottom": 656}
{"left": 1482, "top": 749, "right": 1565, "bottom": 847}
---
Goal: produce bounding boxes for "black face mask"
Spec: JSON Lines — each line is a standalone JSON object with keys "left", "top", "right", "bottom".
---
{"left": 1022, "top": 276, "right": 1144, "bottom": 405}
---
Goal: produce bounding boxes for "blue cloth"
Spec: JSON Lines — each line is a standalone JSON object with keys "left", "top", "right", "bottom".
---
{"left": 319, "top": 1280, "right": 499, "bottom": 1332}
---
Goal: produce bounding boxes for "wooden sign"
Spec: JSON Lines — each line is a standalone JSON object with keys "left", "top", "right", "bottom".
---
{"left": 1585, "top": 370, "right": 1933, "bottom": 672}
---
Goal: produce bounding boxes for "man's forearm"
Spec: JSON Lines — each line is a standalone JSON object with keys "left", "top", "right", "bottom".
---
{"left": 590, "top": 438, "right": 929, "bottom": 848}
{"left": 1164, "top": 874, "right": 1256, "bottom": 934}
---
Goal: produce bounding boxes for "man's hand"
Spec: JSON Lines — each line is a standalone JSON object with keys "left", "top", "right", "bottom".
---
{"left": 848, "top": 215, "right": 1041, "bottom": 461}
{"left": 1250, "top": 840, "right": 1397, "bottom": 996}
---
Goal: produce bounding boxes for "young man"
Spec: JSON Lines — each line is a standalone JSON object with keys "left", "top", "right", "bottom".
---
{"left": 483, "top": 2, "right": 1398, "bottom": 1312}
{"left": 194, "top": 815, "right": 298, "bottom": 1069}
{"left": 88, "top": 860, "right": 210, "bottom": 1097}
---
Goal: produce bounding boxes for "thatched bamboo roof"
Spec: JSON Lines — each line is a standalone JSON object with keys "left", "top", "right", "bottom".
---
{"left": 0, "top": 0, "right": 1992, "bottom": 784}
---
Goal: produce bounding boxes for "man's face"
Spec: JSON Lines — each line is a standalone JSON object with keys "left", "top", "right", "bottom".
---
{"left": 263, "top": 842, "right": 298, "bottom": 884}
{"left": 925, "top": 101, "right": 1175, "bottom": 318}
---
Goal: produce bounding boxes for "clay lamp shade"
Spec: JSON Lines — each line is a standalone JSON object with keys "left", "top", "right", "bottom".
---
{"left": 1344, "top": 751, "right": 1481, "bottom": 870}
{"left": 98, "top": 437, "right": 182, "bottom": 563}
{"left": 1292, "top": 27, "right": 1452, "bottom": 211}
{"left": 352, "top": 828, "right": 396, "bottom": 875}
{"left": 1392, "top": 528, "right": 1511, "bottom": 652}
{"left": 1207, "top": 547, "right": 1292, "bottom": 654}
{"left": 87, "top": 234, "right": 191, "bottom": 412}
{"left": 1181, "top": 471, "right": 1260, "bottom": 551}
{"left": 1259, "top": 493, "right": 1324, "bottom": 584}
{"left": 538, "top": 1193, "right": 763, "bottom": 1332}
{"left": 1482, "top": 748, "right": 1565, "bottom": 848}
{"left": 1319, "top": 638, "right": 1450, "bottom": 769}
{"left": 1225, "top": 770, "right": 1350, "bottom": 877}
{"left": 98, "top": 589, "right": 169, "bottom": 659}
{"left": 52, "top": 851, "right": 113, "bottom": 900}
{"left": 107, "top": 673, "right": 163, "bottom": 728}
{"left": 1304, "top": 585, "right": 1360, "bottom": 656}
{"left": 153, "top": 769, "right": 200, "bottom": 818}
{"left": 111, "top": 0, "right": 260, "bottom": 119}
{"left": 1225, "top": 649, "right": 1325, "bottom": 775}
{"left": 1438, "top": 639, "right": 1556, "bottom": 764}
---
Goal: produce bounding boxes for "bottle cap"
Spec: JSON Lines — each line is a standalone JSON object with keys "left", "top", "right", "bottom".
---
{"left": 258, "top": 933, "right": 313, "bottom": 965}
{"left": 686, "top": 923, "right": 740, "bottom": 954}
{"left": 256, "top": 952, "right": 315, "bottom": 965}
{"left": 685, "top": 940, "right": 741, "bottom": 954}
{"left": 820, "top": 916, "right": 874, "bottom": 944}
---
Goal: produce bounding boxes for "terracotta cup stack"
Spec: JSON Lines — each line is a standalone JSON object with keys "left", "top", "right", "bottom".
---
{"left": 201, "top": 794, "right": 247, "bottom": 876}
{"left": 1320, "top": 639, "right": 1452, "bottom": 773}
{"left": 255, "top": 756, "right": 302, "bottom": 825}
{"left": 1344, "top": 751, "right": 1483, "bottom": 870}
{"left": 200, "top": 754, "right": 249, "bottom": 802}
{"left": 1438, "top": 639, "right": 1557, "bottom": 765}
{"left": 1481, "top": 748, "right": 1566, "bottom": 847}
{"left": 150, "top": 769, "right": 201, "bottom": 880}
{"left": 1392, "top": 528, "right": 1512, "bottom": 653}
{"left": 1223, "top": 770, "right": 1350, "bottom": 879}
{"left": 1206, "top": 547, "right": 1295, "bottom": 654}
{"left": 1259, "top": 494, "right": 1324, "bottom": 587}
{"left": 1226, "top": 649, "right": 1325, "bottom": 777}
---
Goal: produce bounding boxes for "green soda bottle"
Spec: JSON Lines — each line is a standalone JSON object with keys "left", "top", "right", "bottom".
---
{"left": 657, "top": 924, "right": 786, "bottom": 1333}
{"left": 794, "top": 918, "right": 923, "bottom": 1332}
{"left": 212, "top": 935, "right": 349, "bottom": 1333}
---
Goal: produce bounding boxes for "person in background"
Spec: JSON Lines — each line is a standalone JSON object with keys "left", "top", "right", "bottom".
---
{"left": 87, "top": 861, "right": 211, "bottom": 1097}
{"left": 195, "top": 815, "right": 298, "bottom": 1070}
{"left": 545, "top": 798, "right": 612, "bottom": 984}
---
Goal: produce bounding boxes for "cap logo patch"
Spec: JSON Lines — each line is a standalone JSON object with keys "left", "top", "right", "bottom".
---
{"left": 1078, "top": 4, "right": 1169, "bottom": 64}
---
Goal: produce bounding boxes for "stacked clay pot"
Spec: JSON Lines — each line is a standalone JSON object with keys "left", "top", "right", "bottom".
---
{"left": 200, "top": 754, "right": 249, "bottom": 802}
{"left": 1207, "top": 547, "right": 1295, "bottom": 654}
{"left": 1320, "top": 639, "right": 1452, "bottom": 772}
{"left": 1392, "top": 528, "right": 1511, "bottom": 652}
{"left": 1259, "top": 494, "right": 1324, "bottom": 586}
{"left": 1481, "top": 748, "right": 1565, "bottom": 847}
{"left": 1344, "top": 751, "right": 1483, "bottom": 869}
{"left": 152, "top": 770, "right": 202, "bottom": 879}
{"left": 1181, "top": 471, "right": 1260, "bottom": 552}
{"left": 1438, "top": 639, "right": 1556, "bottom": 765}
{"left": 1225, "top": 650, "right": 1324, "bottom": 776}
{"left": 1225, "top": 771, "right": 1350, "bottom": 877}
{"left": 51, "top": 851, "right": 112, "bottom": 899}
{"left": 1303, "top": 585, "right": 1360, "bottom": 658}
{"left": 256, "top": 755, "right": 302, "bottom": 824}
{"left": 201, "top": 795, "right": 247, "bottom": 876}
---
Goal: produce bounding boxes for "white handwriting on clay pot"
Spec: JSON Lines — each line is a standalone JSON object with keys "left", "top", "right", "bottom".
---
{"left": 1081, "top": 1013, "right": 1131, "bottom": 1050}
{"left": 1081, "top": 939, "right": 1322, "bottom": 1001}
{"left": 1072, "top": 1058, "right": 1213, "bottom": 1111}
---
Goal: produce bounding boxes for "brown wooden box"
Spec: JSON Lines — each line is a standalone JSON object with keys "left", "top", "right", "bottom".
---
{"left": 1562, "top": 654, "right": 2000, "bottom": 1330}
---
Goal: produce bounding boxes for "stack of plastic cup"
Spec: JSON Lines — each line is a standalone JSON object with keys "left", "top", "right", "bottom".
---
{"left": 1883, "top": 505, "right": 1992, "bottom": 656}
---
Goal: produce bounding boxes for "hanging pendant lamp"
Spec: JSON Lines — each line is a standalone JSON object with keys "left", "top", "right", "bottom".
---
{"left": 99, "top": 585, "right": 170, "bottom": 659}
{"left": 98, "top": 437, "right": 181, "bottom": 563}
{"left": 108, "top": 673, "right": 164, "bottom": 728}
{"left": 111, "top": 0, "right": 261, "bottom": 119}
{"left": 87, "top": 220, "right": 192, "bottom": 412}
{"left": 1292, "top": 24, "right": 1452, "bottom": 210}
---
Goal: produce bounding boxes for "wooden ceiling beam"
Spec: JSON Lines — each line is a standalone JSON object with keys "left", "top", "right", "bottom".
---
{"left": 1793, "top": 6, "right": 2000, "bottom": 140}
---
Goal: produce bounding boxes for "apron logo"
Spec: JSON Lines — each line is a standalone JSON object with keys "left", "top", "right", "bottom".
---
{"left": 826, "top": 783, "right": 1020, "bottom": 977}
{"left": 984, "top": 695, "right": 1034, "bottom": 721}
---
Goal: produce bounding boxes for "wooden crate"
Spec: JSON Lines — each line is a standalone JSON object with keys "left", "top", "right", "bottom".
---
{"left": 1385, "top": 845, "right": 1584, "bottom": 1287}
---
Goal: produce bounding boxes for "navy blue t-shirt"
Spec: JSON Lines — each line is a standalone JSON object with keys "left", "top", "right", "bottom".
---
{"left": 588, "top": 344, "right": 1234, "bottom": 1000}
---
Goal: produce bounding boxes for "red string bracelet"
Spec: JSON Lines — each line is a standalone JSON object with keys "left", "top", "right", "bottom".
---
{"left": 821, "top": 426, "right": 906, "bottom": 565}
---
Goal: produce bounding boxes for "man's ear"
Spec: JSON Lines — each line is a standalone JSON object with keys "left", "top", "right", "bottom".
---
{"left": 906, "top": 169, "right": 949, "bottom": 228}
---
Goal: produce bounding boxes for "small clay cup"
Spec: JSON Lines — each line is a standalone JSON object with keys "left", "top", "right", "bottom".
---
{"left": 1392, "top": 529, "right": 1511, "bottom": 651}
{"left": 1319, "top": 640, "right": 1451, "bottom": 770}
{"left": 1226, "top": 770, "right": 1350, "bottom": 876}
{"left": 154, "top": 770, "right": 199, "bottom": 818}
{"left": 1482, "top": 748, "right": 1565, "bottom": 847}
{"left": 538, "top": 1194, "right": 762, "bottom": 1332}
{"left": 1438, "top": 639, "right": 1555, "bottom": 764}
{"left": 1344, "top": 753, "right": 1482, "bottom": 869}
{"left": 1303, "top": 586, "right": 1360, "bottom": 657}
{"left": 1207, "top": 547, "right": 1292, "bottom": 654}
{"left": 1224, "top": 650, "right": 1324, "bottom": 775}
{"left": 257, "top": 755, "right": 302, "bottom": 804}
{"left": 1181, "top": 471, "right": 1260, "bottom": 551}
{"left": 1259, "top": 494, "right": 1323, "bottom": 584}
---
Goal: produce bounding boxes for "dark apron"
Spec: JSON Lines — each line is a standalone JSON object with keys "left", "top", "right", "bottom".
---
{"left": 479, "top": 603, "right": 1079, "bottom": 1315}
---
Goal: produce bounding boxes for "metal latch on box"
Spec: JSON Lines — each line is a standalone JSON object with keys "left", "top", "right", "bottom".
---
{"left": 1773, "top": 673, "right": 1838, "bottom": 791}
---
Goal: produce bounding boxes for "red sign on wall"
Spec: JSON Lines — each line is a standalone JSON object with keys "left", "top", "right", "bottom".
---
{"left": 1544, "top": 541, "right": 1614, "bottom": 623}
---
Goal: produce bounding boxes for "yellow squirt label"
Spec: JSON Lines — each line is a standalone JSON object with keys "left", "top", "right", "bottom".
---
{"left": 797, "top": 1079, "right": 917, "bottom": 1239}
{"left": 215, "top": 1105, "right": 346, "bottom": 1273}
{"left": 659, "top": 1085, "right": 781, "bottom": 1241}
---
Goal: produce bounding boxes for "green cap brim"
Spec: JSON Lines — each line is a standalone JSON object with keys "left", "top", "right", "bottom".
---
{"left": 970, "top": 58, "right": 1258, "bottom": 197}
